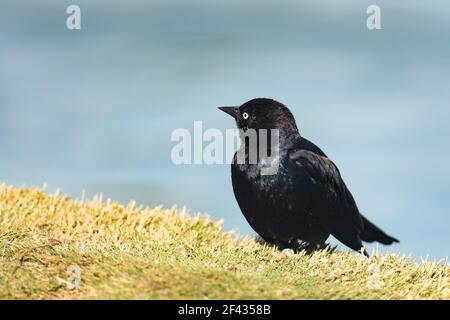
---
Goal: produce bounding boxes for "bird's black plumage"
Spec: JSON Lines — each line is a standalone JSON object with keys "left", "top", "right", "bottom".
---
{"left": 219, "top": 98, "right": 398, "bottom": 256}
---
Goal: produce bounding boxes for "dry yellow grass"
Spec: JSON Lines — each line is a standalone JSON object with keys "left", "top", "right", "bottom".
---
{"left": 0, "top": 184, "right": 448, "bottom": 299}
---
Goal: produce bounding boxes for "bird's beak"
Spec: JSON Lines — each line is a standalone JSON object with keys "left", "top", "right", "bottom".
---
{"left": 218, "top": 106, "right": 240, "bottom": 119}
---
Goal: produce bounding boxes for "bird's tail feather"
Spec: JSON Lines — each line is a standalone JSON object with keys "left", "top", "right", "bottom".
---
{"left": 360, "top": 214, "right": 399, "bottom": 245}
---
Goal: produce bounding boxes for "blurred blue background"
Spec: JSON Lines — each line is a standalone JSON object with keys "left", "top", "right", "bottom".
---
{"left": 1, "top": 0, "right": 449, "bottom": 260}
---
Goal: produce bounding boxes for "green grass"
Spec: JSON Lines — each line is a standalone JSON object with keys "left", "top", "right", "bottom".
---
{"left": 0, "top": 184, "right": 448, "bottom": 300}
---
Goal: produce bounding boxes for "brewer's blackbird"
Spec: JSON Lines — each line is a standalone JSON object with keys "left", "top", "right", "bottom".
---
{"left": 219, "top": 98, "right": 398, "bottom": 256}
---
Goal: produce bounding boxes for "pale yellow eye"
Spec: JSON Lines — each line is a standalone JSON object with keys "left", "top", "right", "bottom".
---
{"left": 242, "top": 112, "right": 249, "bottom": 120}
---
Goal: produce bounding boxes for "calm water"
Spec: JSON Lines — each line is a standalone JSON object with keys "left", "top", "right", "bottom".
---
{"left": 1, "top": 1, "right": 449, "bottom": 261}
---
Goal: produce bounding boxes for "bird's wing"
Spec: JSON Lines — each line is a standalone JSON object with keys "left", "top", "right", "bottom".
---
{"left": 297, "top": 137, "right": 328, "bottom": 158}
{"left": 288, "top": 149, "right": 364, "bottom": 240}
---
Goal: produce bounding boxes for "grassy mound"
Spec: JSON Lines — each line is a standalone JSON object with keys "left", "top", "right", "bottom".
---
{"left": 0, "top": 184, "right": 448, "bottom": 299}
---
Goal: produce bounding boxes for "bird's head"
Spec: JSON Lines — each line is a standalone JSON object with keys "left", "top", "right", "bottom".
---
{"left": 219, "top": 98, "right": 300, "bottom": 137}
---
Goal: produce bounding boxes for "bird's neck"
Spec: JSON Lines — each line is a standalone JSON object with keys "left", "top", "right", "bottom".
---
{"left": 279, "top": 128, "right": 302, "bottom": 149}
{"left": 238, "top": 128, "right": 301, "bottom": 162}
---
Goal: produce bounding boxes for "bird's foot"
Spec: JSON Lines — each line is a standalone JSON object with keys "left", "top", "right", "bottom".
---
{"left": 290, "top": 240, "right": 338, "bottom": 255}
{"left": 253, "top": 236, "right": 338, "bottom": 255}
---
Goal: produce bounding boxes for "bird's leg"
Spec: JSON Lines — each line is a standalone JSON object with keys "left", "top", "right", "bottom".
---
{"left": 255, "top": 236, "right": 338, "bottom": 255}
{"left": 289, "top": 239, "right": 310, "bottom": 253}
{"left": 289, "top": 239, "right": 338, "bottom": 254}
{"left": 362, "top": 248, "right": 370, "bottom": 257}
{"left": 305, "top": 242, "right": 320, "bottom": 254}
{"left": 314, "top": 242, "right": 338, "bottom": 254}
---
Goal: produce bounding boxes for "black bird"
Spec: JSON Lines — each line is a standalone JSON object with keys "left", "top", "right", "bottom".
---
{"left": 219, "top": 98, "right": 398, "bottom": 256}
